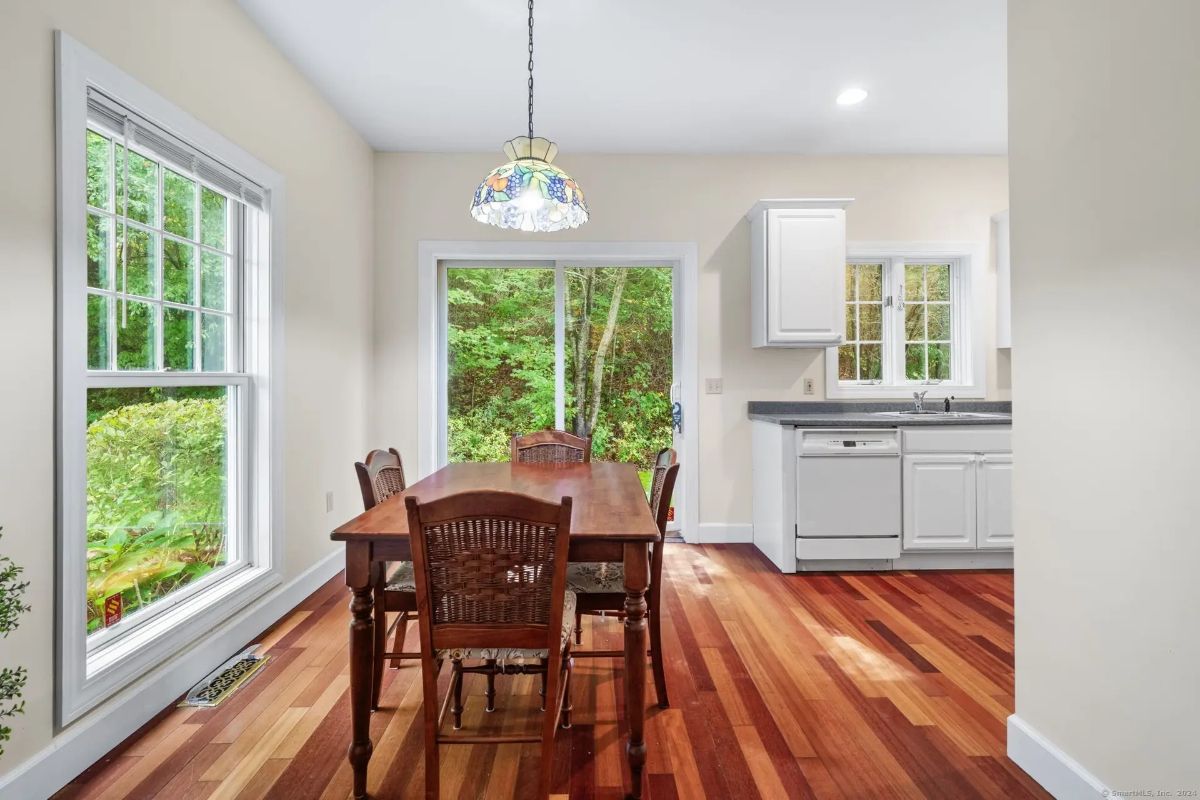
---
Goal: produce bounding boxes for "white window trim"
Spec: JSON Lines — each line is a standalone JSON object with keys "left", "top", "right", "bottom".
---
{"left": 416, "top": 240, "right": 699, "bottom": 543}
{"left": 825, "top": 241, "right": 987, "bottom": 400}
{"left": 56, "top": 32, "right": 285, "bottom": 725}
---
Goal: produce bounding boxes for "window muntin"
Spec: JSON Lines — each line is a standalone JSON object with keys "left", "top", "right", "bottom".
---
{"left": 835, "top": 256, "right": 968, "bottom": 390}
{"left": 83, "top": 123, "right": 245, "bottom": 646}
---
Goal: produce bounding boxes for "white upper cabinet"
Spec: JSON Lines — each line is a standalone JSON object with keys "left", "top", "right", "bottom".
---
{"left": 748, "top": 199, "right": 853, "bottom": 347}
{"left": 993, "top": 210, "right": 1012, "bottom": 349}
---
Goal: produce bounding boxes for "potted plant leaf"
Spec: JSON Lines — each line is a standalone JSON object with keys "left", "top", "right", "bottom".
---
{"left": 0, "top": 527, "right": 30, "bottom": 757}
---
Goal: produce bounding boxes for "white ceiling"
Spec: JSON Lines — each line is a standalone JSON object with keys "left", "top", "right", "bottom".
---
{"left": 236, "top": 0, "right": 1007, "bottom": 155}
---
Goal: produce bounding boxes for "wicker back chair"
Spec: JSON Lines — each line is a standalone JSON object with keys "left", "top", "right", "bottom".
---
{"left": 353, "top": 448, "right": 418, "bottom": 710}
{"left": 649, "top": 447, "right": 678, "bottom": 523}
{"left": 355, "top": 447, "right": 407, "bottom": 510}
{"left": 510, "top": 430, "right": 591, "bottom": 464}
{"left": 568, "top": 451, "right": 680, "bottom": 710}
{"left": 405, "top": 490, "right": 576, "bottom": 799}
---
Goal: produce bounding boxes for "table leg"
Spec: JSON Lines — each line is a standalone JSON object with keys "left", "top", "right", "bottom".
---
{"left": 623, "top": 541, "right": 650, "bottom": 800}
{"left": 346, "top": 542, "right": 375, "bottom": 800}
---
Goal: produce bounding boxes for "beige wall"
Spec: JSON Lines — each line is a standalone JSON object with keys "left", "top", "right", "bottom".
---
{"left": 373, "top": 153, "right": 1009, "bottom": 528}
{"left": 0, "top": 0, "right": 373, "bottom": 775}
{"left": 1009, "top": 0, "right": 1200, "bottom": 790}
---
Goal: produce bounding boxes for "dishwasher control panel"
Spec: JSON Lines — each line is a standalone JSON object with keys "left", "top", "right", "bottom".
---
{"left": 796, "top": 429, "right": 901, "bottom": 455}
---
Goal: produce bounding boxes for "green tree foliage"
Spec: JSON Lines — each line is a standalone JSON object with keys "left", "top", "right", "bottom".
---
{"left": 447, "top": 269, "right": 557, "bottom": 462}
{"left": 447, "top": 267, "right": 673, "bottom": 469}
{"left": 0, "top": 529, "right": 30, "bottom": 756}
{"left": 85, "top": 129, "right": 230, "bottom": 374}
{"left": 85, "top": 392, "right": 228, "bottom": 632}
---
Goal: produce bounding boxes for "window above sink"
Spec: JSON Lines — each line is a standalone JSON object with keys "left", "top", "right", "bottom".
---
{"left": 826, "top": 242, "right": 986, "bottom": 400}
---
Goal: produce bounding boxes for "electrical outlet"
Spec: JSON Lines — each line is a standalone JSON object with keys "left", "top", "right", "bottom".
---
{"left": 803, "top": 378, "right": 815, "bottom": 395}
{"left": 325, "top": 491, "right": 334, "bottom": 513}
{"left": 705, "top": 378, "right": 723, "bottom": 395}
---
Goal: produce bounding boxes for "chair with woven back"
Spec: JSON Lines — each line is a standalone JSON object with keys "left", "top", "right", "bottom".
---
{"left": 510, "top": 429, "right": 591, "bottom": 464}
{"left": 569, "top": 447, "right": 679, "bottom": 708}
{"left": 354, "top": 448, "right": 420, "bottom": 711}
{"left": 404, "top": 490, "right": 576, "bottom": 799}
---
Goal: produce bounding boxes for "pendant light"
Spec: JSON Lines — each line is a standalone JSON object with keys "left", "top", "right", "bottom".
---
{"left": 470, "top": 0, "right": 588, "bottom": 232}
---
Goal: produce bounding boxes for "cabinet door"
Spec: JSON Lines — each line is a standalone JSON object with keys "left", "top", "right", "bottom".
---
{"left": 765, "top": 208, "right": 846, "bottom": 346}
{"left": 977, "top": 453, "right": 1013, "bottom": 549}
{"left": 902, "top": 454, "right": 977, "bottom": 550}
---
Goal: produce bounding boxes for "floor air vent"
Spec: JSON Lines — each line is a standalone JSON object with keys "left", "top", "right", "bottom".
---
{"left": 179, "top": 646, "right": 271, "bottom": 707}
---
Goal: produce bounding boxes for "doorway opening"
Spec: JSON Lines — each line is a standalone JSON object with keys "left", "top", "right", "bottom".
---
{"left": 418, "top": 242, "right": 698, "bottom": 540}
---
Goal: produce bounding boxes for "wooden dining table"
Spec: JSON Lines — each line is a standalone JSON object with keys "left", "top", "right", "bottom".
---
{"left": 330, "top": 460, "right": 661, "bottom": 800}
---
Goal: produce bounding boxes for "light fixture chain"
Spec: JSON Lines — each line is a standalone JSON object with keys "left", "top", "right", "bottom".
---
{"left": 527, "top": 0, "right": 534, "bottom": 142}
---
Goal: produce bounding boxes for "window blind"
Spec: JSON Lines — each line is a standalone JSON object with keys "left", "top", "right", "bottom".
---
{"left": 86, "top": 88, "right": 266, "bottom": 211}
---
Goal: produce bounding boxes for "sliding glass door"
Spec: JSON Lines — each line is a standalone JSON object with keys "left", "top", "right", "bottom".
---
{"left": 444, "top": 261, "right": 677, "bottom": 519}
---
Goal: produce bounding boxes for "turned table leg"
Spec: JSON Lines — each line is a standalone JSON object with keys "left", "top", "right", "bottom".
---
{"left": 346, "top": 542, "right": 375, "bottom": 800}
{"left": 623, "top": 541, "right": 650, "bottom": 800}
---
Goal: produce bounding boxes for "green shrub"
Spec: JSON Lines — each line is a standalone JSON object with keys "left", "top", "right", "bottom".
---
{"left": 85, "top": 396, "right": 227, "bottom": 632}
{"left": 0, "top": 529, "right": 30, "bottom": 756}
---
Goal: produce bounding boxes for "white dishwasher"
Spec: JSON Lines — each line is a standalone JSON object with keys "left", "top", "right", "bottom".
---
{"left": 794, "top": 429, "right": 902, "bottom": 560}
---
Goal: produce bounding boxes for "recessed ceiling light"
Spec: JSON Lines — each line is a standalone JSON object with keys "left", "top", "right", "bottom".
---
{"left": 836, "top": 88, "right": 868, "bottom": 106}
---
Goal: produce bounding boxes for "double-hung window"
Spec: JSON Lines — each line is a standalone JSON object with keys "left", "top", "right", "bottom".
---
{"left": 57, "top": 36, "right": 282, "bottom": 724}
{"left": 828, "top": 245, "right": 983, "bottom": 398}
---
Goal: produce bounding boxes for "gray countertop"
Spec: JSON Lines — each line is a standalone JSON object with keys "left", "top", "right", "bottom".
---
{"left": 747, "top": 400, "right": 1012, "bottom": 427}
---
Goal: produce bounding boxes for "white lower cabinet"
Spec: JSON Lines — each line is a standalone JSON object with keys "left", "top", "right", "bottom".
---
{"left": 902, "top": 449, "right": 1013, "bottom": 552}
{"left": 752, "top": 421, "right": 1014, "bottom": 572}
{"left": 903, "top": 454, "right": 977, "bottom": 550}
{"left": 977, "top": 454, "right": 1014, "bottom": 549}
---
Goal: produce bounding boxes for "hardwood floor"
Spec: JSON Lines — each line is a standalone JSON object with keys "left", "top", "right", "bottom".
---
{"left": 53, "top": 545, "right": 1047, "bottom": 799}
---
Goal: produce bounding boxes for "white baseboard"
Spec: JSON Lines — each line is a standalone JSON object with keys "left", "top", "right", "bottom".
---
{"left": 791, "top": 552, "right": 1014, "bottom": 572}
{"left": 693, "top": 523, "right": 753, "bottom": 544}
{"left": 893, "top": 551, "right": 1013, "bottom": 570}
{"left": 0, "top": 549, "right": 345, "bottom": 800}
{"left": 1007, "top": 714, "right": 1110, "bottom": 800}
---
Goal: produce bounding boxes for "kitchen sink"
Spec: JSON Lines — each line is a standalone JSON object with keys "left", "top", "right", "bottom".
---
{"left": 871, "top": 410, "right": 1009, "bottom": 419}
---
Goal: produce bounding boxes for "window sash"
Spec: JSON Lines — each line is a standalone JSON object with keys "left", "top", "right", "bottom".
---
{"left": 82, "top": 374, "right": 251, "bottom": 655}
{"left": 841, "top": 262, "right": 886, "bottom": 383}
{"left": 897, "top": 262, "right": 955, "bottom": 384}
{"left": 86, "top": 123, "right": 243, "bottom": 375}
{"left": 84, "top": 374, "right": 250, "bottom": 657}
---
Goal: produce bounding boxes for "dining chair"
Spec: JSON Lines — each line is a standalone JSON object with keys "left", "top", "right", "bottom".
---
{"left": 510, "top": 429, "right": 591, "bottom": 463}
{"left": 404, "top": 490, "right": 576, "bottom": 800}
{"left": 354, "top": 448, "right": 420, "bottom": 711}
{"left": 569, "top": 447, "right": 679, "bottom": 708}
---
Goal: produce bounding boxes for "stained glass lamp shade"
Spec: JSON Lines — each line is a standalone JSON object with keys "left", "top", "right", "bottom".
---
{"left": 471, "top": 136, "right": 588, "bottom": 232}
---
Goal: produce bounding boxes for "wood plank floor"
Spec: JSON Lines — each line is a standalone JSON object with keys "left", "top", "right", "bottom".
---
{"left": 54, "top": 545, "right": 1048, "bottom": 799}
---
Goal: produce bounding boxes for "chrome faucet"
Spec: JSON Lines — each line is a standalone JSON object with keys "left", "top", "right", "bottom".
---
{"left": 912, "top": 391, "right": 928, "bottom": 412}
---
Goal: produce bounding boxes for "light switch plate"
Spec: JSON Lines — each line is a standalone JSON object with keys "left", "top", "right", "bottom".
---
{"left": 325, "top": 491, "right": 334, "bottom": 513}
{"left": 705, "top": 378, "right": 723, "bottom": 395}
{"left": 803, "top": 378, "right": 815, "bottom": 395}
